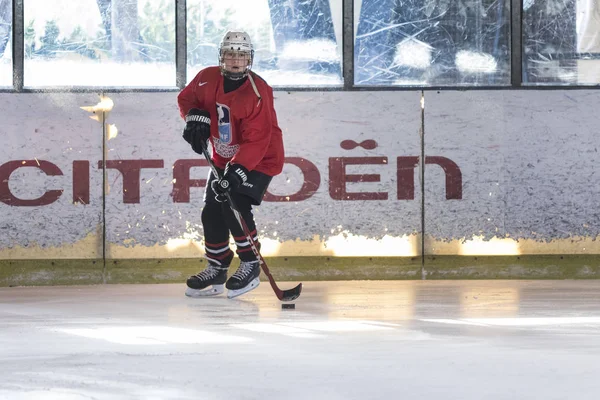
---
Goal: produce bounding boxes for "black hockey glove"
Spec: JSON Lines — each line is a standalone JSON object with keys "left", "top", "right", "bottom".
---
{"left": 183, "top": 108, "right": 211, "bottom": 154}
{"left": 211, "top": 163, "right": 249, "bottom": 202}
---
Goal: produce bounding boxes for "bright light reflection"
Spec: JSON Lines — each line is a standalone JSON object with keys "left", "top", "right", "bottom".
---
{"left": 80, "top": 95, "right": 114, "bottom": 114}
{"left": 165, "top": 238, "right": 203, "bottom": 252}
{"left": 420, "top": 319, "right": 490, "bottom": 327}
{"left": 460, "top": 287, "right": 520, "bottom": 318}
{"left": 256, "top": 237, "right": 283, "bottom": 257}
{"left": 466, "top": 317, "right": 600, "bottom": 326}
{"left": 280, "top": 39, "right": 338, "bottom": 62}
{"left": 326, "top": 233, "right": 418, "bottom": 256}
{"left": 455, "top": 50, "right": 498, "bottom": 73}
{"left": 281, "top": 321, "right": 394, "bottom": 332}
{"left": 326, "top": 286, "right": 416, "bottom": 320}
{"left": 232, "top": 323, "right": 322, "bottom": 338}
{"left": 107, "top": 124, "right": 119, "bottom": 140}
{"left": 394, "top": 39, "right": 432, "bottom": 69}
{"left": 421, "top": 317, "right": 600, "bottom": 327}
{"left": 54, "top": 326, "right": 252, "bottom": 345}
{"left": 458, "top": 236, "right": 520, "bottom": 255}
{"left": 233, "top": 321, "right": 393, "bottom": 335}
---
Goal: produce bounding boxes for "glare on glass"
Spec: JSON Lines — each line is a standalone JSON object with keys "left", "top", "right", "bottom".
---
{"left": 354, "top": 0, "right": 511, "bottom": 86}
{"left": 23, "top": 0, "right": 176, "bottom": 87}
{"left": 523, "top": 0, "right": 600, "bottom": 85}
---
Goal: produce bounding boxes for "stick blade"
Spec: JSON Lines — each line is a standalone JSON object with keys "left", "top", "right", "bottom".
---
{"left": 280, "top": 283, "right": 302, "bottom": 302}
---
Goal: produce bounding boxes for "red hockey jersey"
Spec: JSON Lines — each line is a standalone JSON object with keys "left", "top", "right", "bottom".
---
{"left": 177, "top": 66, "right": 284, "bottom": 177}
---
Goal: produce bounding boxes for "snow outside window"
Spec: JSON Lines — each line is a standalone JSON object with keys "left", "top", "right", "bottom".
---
{"left": 0, "top": 0, "right": 11, "bottom": 87}
{"left": 23, "top": 0, "right": 176, "bottom": 88}
{"left": 186, "top": 0, "right": 343, "bottom": 87}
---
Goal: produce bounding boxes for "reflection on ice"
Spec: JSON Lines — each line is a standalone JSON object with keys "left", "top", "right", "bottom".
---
{"left": 52, "top": 325, "right": 252, "bottom": 345}
{"left": 424, "top": 316, "right": 600, "bottom": 327}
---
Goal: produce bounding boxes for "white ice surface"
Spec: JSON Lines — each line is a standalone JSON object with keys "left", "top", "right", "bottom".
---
{"left": 1, "top": 280, "right": 600, "bottom": 400}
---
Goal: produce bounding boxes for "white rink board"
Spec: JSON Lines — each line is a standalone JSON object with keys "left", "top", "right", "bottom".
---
{"left": 0, "top": 93, "right": 103, "bottom": 258}
{"left": 103, "top": 91, "right": 422, "bottom": 257}
{"left": 425, "top": 90, "right": 600, "bottom": 254}
{"left": 2, "top": 90, "right": 599, "bottom": 259}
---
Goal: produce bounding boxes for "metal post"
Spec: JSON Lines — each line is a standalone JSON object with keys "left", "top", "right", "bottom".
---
{"left": 510, "top": 0, "right": 522, "bottom": 86}
{"left": 175, "top": 0, "right": 187, "bottom": 89}
{"left": 342, "top": 0, "right": 354, "bottom": 89}
{"left": 12, "top": 0, "right": 24, "bottom": 91}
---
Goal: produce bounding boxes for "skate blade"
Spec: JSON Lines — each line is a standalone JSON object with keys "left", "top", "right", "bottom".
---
{"left": 227, "top": 278, "right": 260, "bottom": 299}
{"left": 185, "top": 284, "right": 224, "bottom": 298}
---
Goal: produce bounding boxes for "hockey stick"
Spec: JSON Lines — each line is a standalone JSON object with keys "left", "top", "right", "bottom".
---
{"left": 200, "top": 145, "right": 302, "bottom": 302}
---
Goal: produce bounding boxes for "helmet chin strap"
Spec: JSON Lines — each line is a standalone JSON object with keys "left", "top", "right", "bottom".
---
{"left": 221, "top": 67, "right": 247, "bottom": 80}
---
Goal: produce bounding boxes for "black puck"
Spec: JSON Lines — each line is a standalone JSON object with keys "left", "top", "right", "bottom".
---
{"left": 282, "top": 303, "right": 295, "bottom": 310}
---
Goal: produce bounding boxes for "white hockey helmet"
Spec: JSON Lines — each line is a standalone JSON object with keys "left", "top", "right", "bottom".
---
{"left": 218, "top": 30, "right": 254, "bottom": 80}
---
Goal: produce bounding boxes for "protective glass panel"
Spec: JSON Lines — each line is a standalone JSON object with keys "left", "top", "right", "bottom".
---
{"left": 0, "top": 0, "right": 11, "bottom": 87}
{"left": 354, "top": 0, "right": 511, "bottom": 86}
{"left": 24, "top": 0, "right": 176, "bottom": 87}
{"left": 523, "top": 0, "right": 600, "bottom": 85}
{"left": 187, "top": 0, "right": 342, "bottom": 87}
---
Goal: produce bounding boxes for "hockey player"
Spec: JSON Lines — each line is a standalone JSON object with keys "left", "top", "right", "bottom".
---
{"left": 177, "top": 30, "right": 285, "bottom": 299}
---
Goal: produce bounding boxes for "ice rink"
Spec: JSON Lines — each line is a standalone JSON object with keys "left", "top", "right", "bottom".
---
{"left": 1, "top": 280, "right": 600, "bottom": 399}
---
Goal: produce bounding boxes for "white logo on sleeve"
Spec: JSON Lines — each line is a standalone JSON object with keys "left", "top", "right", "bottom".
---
{"left": 234, "top": 168, "right": 248, "bottom": 182}
{"left": 198, "top": 82, "right": 208, "bottom": 87}
{"left": 186, "top": 115, "right": 210, "bottom": 124}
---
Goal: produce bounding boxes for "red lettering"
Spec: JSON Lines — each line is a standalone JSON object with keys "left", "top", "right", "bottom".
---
{"left": 0, "top": 160, "right": 63, "bottom": 206}
{"left": 99, "top": 160, "right": 164, "bottom": 203}
{"left": 73, "top": 160, "right": 90, "bottom": 204}
{"left": 396, "top": 156, "right": 462, "bottom": 200}
{"left": 426, "top": 156, "right": 462, "bottom": 200}
{"left": 397, "top": 156, "right": 419, "bottom": 200}
{"left": 0, "top": 156, "right": 461, "bottom": 207}
{"left": 329, "top": 157, "right": 388, "bottom": 200}
{"left": 264, "top": 157, "right": 321, "bottom": 202}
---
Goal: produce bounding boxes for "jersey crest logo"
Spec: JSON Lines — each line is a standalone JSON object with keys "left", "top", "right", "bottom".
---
{"left": 216, "top": 103, "right": 232, "bottom": 144}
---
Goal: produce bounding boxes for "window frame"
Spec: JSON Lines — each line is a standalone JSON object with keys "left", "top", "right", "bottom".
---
{"left": 1, "top": 0, "right": 599, "bottom": 93}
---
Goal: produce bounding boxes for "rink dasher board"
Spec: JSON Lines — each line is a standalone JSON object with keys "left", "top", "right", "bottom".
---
{"left": 0, "top": 91, "right": 599, "bottom": 284}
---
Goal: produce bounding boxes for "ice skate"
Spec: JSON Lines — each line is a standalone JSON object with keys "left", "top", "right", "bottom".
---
{"left": 185, "top": 263, "right": 228, "bottom": 297}
{"left": 226, "top": 260, "right": 260, "bottom": 299}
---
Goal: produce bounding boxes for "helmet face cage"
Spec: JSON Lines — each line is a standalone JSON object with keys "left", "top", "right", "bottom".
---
{"left": 219, "top": 31, "right": 254, "bottom": 80}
